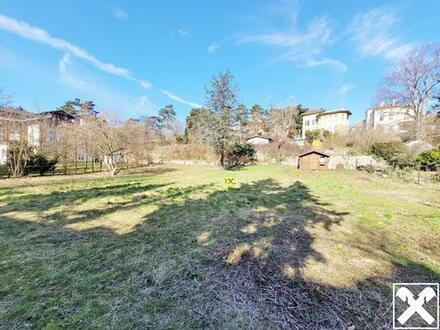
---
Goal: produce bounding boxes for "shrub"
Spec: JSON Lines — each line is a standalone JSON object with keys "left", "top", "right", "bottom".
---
{"left": 305, "top": 129, "right": 330, "bottom": 144}
{"left": 416, "top": 148, "right": 440, "bottom": 171}
{"left": 255, "top": 142, "right": 304, "bottom": 163}
{"left": 325, "top": 128, "right": 401, "bottom": 154}
{"left": 26, "top": 153, "right": 59, "bottom": 176}
{"left": 0, "top": 165, "right": 7, "bottom": 177}
{"left": 154, "top": 144, "right": 217, "bottom": 162}
{"left": 226, "top": 143, "right": 256, "bottom": 168}
{"left": 370, "top": 142, "right": 403, "bottom": 163}
{"left": 369, "top": 141, "right": 416, "bottom": 169}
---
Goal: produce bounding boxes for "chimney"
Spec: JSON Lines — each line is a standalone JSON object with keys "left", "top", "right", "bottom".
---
{"left": 392, "top": 99, "right": 396, "bottom": 106}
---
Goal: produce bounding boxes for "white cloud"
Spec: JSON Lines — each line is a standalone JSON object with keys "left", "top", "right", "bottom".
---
{"left": 238, "top": 14, "right": 345, "bottom": 72}
{"left": 138, "top": 95, "right": 151, "bottom": 107}
{"left": 0, "top": 14, "right": 151, "bottom": 89}
{"left": 335, "top": 84, "right": 356, "bottom": 97}
{"left": 58, "top": 53, "right": 90, "bottom": 90}
{"left": 140, "top": 80, "right": 152, "bottom": 90}
{"left": 208, "top": 42, "right": 220, "bottom": 54}
{"left": 304, "top": 58, "right": 347, "bottom": 73}
{"left": 348, "top": 7, "right": 414, "bottom": 61}
{"left": 113, "top": 8, "right": 128, "bottom": 20}
{"left": 58, "top": 53, "right": 155, "bottom": 115}
{"left": 176, "top": 28, "right": 191, "bottom": 38}
{"left": 160, "top": 89, "right": 203, "bottom": 108}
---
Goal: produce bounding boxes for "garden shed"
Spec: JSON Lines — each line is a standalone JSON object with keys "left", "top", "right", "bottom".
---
{"left": 298, "top": 150, "right": 329, "bottom": 170}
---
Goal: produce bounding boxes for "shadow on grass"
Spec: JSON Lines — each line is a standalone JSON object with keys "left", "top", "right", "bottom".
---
{"left": 0, "top": 177, "right": 439, "bottom": 329}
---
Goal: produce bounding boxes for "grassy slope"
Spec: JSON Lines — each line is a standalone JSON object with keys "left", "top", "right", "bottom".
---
{"left": 0, "top": 165, "right": 439, "bottom": 329}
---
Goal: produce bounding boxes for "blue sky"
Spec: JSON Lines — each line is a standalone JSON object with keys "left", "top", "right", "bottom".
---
{"left": 0, "top": 0, "right": 439, "bottom": 124}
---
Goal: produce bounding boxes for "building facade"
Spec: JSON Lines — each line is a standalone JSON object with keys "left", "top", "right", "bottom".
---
{"left": 0, "top": 107, "right": 41, "bottom": 165}
{"left": 0, "top": 108, "right": 78, "bottom": 165}
{"left": 365, "top": 102, "right": 414, "bottom": 131}
{"left": 302, "top": 109, "right": 351, "bottom": 138}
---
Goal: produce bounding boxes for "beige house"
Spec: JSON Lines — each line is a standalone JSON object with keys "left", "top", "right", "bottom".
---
{"left": 0, "top": 108, "right": 78, "bottom": 165}
{"left": 302, "top": 109, "right": 351, "bottom": 138}
{"left": 0, "top": 107, "right": 41, "bottom": 165}
{"left": 365, "top": 101, "right": 414, "bottom": 131}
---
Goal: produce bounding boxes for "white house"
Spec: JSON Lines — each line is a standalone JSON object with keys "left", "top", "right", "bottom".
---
{"left": 302, "top": 109, "right": 351, "bottom": 138}
{"left": 365, "top": 101, "right": 414, "bottom": 131}
{"left": 246, "top": 136, "right": 272, "bottom": 145}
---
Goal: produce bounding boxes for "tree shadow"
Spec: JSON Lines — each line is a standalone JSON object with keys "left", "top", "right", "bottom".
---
{"left": 1, "top": 177, "right": 438, "bottom": 328}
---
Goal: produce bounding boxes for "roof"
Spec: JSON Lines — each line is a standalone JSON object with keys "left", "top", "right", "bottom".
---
{"left": 368, "top": 103, "right": 413, "bottom": 111}
{"left": 39, "top": 109, "right": 77, "bottom": 119}
{"left": 302, "top": 109, "right": 325, "bottom": 116}
{"left": 298, "top": 150, "right": 330, "bottom": 158}
{"left": 316, "top": 109, "right": 352, "bottom": 117}
{"left": 0, "top": 107, "right": 39, "bottom": 121}
{"left": 246, "top": 135, "right": 273, "bottom": 141}
{"left": 302, "top": 108, "right": 351, "bottom": 117}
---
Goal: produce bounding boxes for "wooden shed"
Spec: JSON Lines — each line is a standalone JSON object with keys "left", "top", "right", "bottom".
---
{"left": 298, "top": 150, "right": 329, "bottom": 170}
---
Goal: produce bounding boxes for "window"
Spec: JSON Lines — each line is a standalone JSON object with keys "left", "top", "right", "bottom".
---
{"left": 379, "top": 114, "right": 384, "bottom": 121}
{"left": 305, "top": 120, "right": 309, "bottom": 126}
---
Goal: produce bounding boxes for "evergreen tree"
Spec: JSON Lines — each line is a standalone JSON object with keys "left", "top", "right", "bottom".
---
{"left": 206, "top": 70, "right": 239, "bottom": 167}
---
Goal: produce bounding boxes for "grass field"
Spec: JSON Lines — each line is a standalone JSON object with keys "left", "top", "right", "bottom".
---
{"left": 1, "top": 165, "right": 439, "bottom": 328}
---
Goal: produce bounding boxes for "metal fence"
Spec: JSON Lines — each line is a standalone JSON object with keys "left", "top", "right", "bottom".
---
{"left": 0, "top": 161, "right": 141, "bottom": 178}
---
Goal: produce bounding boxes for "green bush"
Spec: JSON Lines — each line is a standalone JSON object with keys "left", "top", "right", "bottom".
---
{"left": 305, "top": 129, "right": 330, "bottom": 144}
{"left": 0, "top": 165, "right": 8, "bottom": 177}
{"left": 416, "top": 148, "right": 440, "bottom": 171}
{"left": 370, "top": 142, "right": 404, "bottom": 162}
{"left": 227, "top": 143, "right": 256, "bottom": 168}
{"left": 369, "top": 141, "right": 413, "bottom": 168}
{"left": 26, "top": 153, "right": 59, "bottom": 176}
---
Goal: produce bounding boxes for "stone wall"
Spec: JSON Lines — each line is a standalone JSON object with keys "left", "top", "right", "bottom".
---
{"left": 328, "top": 155, "right": 387, "bottom": 170}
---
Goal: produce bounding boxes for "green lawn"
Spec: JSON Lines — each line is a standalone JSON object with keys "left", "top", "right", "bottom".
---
{"left": 1, "top": 165, "right": 439, "bottom": 328}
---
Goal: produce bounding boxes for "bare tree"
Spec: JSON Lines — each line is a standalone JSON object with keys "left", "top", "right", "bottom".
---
{"left": 0, "top": 90, "right": 39, "bottom": 177}
{"left": 124, "top": 119, "right": 153, "bottom": 164}
{"left": 379, "top": 44, "right": 440, "bottom": 139}
{"left": 85, "top": 112, "right": 133, "bottom": 176}
{"left": 0, "top": 110, "right": 36, "bottom": 177}
{"left": 55, "top": 122, "right": 78, "bottom": 174}
{"left": 267, "top": 106, "right": 299, "bottom": 142}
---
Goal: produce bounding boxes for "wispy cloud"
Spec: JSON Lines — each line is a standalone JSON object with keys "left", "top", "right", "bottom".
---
{"left": 237, "top": 11, "right": 345, "bottom": 72}
{"left": 140, "top": 80, "right": 152, "bottom": 89}
{"left": 0, "top": 14, "right": 151, "bottom": 89}
{"left": 208, "top": 42, "right": 220, "bottom": 54}
{"left": 304, "top": 58, "right": 347, "bottom": 73}
{"left": 58, "top": 53, "right": 155, "bottom": 114}
{"left": 335, "top": 84, "right": 356, "bottom": 97}
{"left": 348, "top": 7, "right": 414, "bottom": 61}
{"left": 58, "top": 53, "right": 90, "bottom": 90}
{"left": 113, "top": 8, "right": 128, "bottom": 20}
{"left": 161, "top": 89, "right": 203, "bottom": 108}
{"left": 174, "top": 28, "right": 191, "bottom": 38}
{"left": 138, "top": 95, "right": 152, "bottom": 107}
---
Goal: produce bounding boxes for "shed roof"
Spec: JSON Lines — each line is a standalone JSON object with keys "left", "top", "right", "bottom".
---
{"left": 298, "top": 150, "right": 330, "bottom": 158}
